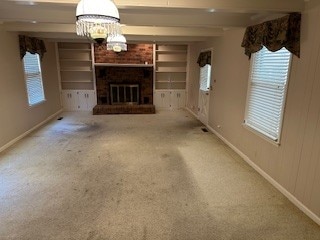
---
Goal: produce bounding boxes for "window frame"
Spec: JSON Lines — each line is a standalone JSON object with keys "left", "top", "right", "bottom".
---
{"left": 199, "top": 63, "right": 211, "bottom": 91}
{"left": 244, "top": 47, "right": 292, "bottom": 145}
{"left": 22, "top": 52, "right": 46, "bottom": 107}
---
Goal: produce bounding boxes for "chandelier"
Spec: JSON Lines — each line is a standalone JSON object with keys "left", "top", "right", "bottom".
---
{"left": 76, "top": 0, "right": 122, "bottom": 43}
{"left": 107, "top": 34, "right": 127, "bottom": 52}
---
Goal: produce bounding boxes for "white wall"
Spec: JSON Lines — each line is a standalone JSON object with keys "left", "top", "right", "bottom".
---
{"left": 0, "top": 29, "right": 61, "bottom": 149}
{"left": 187, "top": 1, "right": 320, "bottom": 221}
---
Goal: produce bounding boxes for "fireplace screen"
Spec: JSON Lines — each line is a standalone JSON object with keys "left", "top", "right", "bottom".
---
{"left": 110, "top": 84, "right": 139, "bottom": 105}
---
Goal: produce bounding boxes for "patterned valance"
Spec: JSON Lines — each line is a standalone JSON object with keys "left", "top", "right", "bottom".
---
{"left": 197, "top": 51, "right": 211, "bottom": 67}
{"left": 19, "top": 35, "right": 47, "bottom": 60}
{"left": 241, "top": 13, "right": 301, "bottom": 58}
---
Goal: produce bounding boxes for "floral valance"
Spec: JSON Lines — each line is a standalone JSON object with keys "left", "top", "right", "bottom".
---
{"left": 241, "top": 13, "right": 301, "bottom": 58}
{"left": 19, "top": 35, "right": 47, "bottom": 60}
{"left": 197, "top": 51, "right": 211, "bottom": 67}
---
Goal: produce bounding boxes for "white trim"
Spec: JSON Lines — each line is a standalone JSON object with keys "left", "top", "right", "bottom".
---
{"left": 54, "top": 42, "right": 63, "bottom": 108}
{"left": 244, "top": 48, "right": 292, "bottom": 144}
{"left": 0, "top": 109, "right": 63, "bottom": 153}
{"left": 186, "top": 107, "right": 199, "bottom": 120}
{"left": 200, "top": 47, "right": 213, "bottom": 53}
{"left": 23, "top": 52, "right": 46, "bottom": 106}
{"left": 242, "top": 123, "right": 280, "bottom": 147}
{"left": 205, "top": 124, "right": 320, "bottom": 226}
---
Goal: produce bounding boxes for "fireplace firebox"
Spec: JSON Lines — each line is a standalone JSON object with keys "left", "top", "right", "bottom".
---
{"left": 110, "top": 84, "right": 139, "bottom": 105}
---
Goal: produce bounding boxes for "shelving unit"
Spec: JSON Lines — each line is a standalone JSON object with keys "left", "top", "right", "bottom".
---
{"left": 57, "top": 42, "right": 94, "bottom": 90}
{"left": 56, "top": 42, "right": 96, "bottom": 111}
{"left": 154, "top": 44, "right": 188, "bottom": 109}
{"left": 155, "top": 44, "right": 187, "bottom": 90}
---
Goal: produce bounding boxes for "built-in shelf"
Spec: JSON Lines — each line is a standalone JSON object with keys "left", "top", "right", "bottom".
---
{"left": 60, "top": 59, "right": 92, "bottom": 62}
{"left": 57, "top": 42, "right": 94, "bottom": 91}
{"left": 61, "top": 80, "right": 93, "bottom": 83}
{"left": 156, "top": 70, "right": 186, "bottom": 73}
{"left": 156, "top": 60, "right": 187, "bottom": 63}
{"left": 94, "top": 63, "right": 154, "bottom": 67}
{"left": 155, "top": 50, "right": 187, "bottom": 53}
{"left": 154, "top": 44, "right": 188, "bottom": 91}
{"left": 60, "top": 69, "right": 92, "bottom": 72}
{"left": 59, "top": 48, "right": 91, "bottom": 52}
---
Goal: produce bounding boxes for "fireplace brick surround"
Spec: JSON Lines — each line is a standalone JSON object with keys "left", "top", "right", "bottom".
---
{"left": 93, "top": 44, "right": 155, "bottom": 114}
{"left": 95, "top": 44, "right": 153, "bottom": 64}
{"left": 95, "top": 66, "right": 153, "bottom": 105}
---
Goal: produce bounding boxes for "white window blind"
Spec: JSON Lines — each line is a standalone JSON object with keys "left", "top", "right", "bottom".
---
{"left": 244, "top": 47, "right": 291, "bottom": 142}
{"left": 200, "top": 64, "right": 211, "bottom": 91}
{"left": 23, "top": 52, "right": 45, "bottom": 106}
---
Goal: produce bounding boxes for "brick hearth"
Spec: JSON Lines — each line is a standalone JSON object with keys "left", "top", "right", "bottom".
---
{"left": 93, "top": 104, "right": 155, "bottom": 114}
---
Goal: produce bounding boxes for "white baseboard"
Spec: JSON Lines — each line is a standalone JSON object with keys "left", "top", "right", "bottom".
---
{"left": 205, "top": 124, "right": 320, "bottom": 226}
{"left": 185, "top": 107, "right": 199, "bottom": 119}
{"left": 0, "top": 109, "right": 63, "bottom": 153}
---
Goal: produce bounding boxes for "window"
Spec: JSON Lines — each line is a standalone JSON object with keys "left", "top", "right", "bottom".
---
{"left": 23, "top": 52, "right": 45, "bottom": 106}
{"left": 244, "top": 47, "right": 292, "bottom": 143}
{"left": 199, "top": 64, "right": 211, "bottom": 91}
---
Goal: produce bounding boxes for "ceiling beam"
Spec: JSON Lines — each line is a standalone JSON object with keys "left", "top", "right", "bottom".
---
{"left": 122, "top": 26, "right": 224, "bottom": 37}
{"left": 120, "top": 13, "right": 252, "bottom": 28}
{"left": 10, "top": 0, "right": 304, "bottom": 13}
{"left": 21, "top": 32, "right": 212, "bottom": 43}
{"left": 3, "top": 22, "right": 224, "bottom": 37}
{"left": 0, "top": 8, "right": 253, "bottom": 28}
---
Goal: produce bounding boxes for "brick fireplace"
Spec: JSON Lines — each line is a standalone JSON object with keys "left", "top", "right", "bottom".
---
{"left": 93, "top": 44, "right": 155, "bottom": 114}
{"left": 95, "top": 66, "right": 153, "bottom": 105}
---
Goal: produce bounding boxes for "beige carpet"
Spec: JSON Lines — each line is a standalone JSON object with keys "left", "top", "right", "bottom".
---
{"left": 0, "top": 110, "right": 319, "bottom": 240}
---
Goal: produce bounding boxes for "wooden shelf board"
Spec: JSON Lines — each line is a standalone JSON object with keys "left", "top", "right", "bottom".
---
{"left": 59, "top": 49, "right": 91, "bottom": 52}
{"left": 60, "top": 59, "right": 92, "bottom": 62}
{"left": 156, "top": 80, "right": 186, "bottom": 83}
{"left": 156, "top": 70, "right": 186, "bottom": 73}
{"left": 61, "top": 81, "right": 93, "bottom": 83}
{"left": 156, "top": 50, "right": 187, "bottom": 53}
{"left": 156, "top": 60, "right": 187, "bottom": 63}
{"left": 60, "top": 69, "right": 92, "bottom": 72}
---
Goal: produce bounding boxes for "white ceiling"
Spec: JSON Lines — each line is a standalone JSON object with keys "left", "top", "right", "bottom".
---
{"left": 0, "top": 0, "right": 305, "bottom": 43}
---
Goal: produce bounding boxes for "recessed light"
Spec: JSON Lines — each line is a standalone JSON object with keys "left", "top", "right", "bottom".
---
{"left": 208, "top": 9, "right": 216, "bottom": 13}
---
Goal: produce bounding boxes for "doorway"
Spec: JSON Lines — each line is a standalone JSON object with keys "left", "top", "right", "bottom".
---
{"left": 197, "top": 49, "right": 212, "bottom": 125}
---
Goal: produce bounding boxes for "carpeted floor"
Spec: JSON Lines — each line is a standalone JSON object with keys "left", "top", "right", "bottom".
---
{"left": 0, "top": 110, "right": 319, "bottom": 240}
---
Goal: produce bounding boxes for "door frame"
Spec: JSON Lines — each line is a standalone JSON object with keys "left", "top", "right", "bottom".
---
{"left": 198, "top": 48, "right": 213, "bottom": 125}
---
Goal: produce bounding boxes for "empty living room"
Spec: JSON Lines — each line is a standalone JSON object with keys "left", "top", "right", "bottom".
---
{"left": 0, "top": 0, "right": 320, "bottom": 239}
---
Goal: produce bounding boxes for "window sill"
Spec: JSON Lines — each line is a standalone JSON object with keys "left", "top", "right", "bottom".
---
{"left": 242, "top": 123, "right": 280, "bottom": 147}
{"left": 28, "top": 99, "right": 46, "bottom": 108}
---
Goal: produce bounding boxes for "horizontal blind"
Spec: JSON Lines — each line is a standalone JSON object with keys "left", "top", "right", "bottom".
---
{"left": 23, "top": 52, "right": 45, "bottom": 106}
{"left": 200, "top": 64, "right": 211, "bottom": 91}
{"left": 245, "top": 47, "right": 291, "bottom": 141}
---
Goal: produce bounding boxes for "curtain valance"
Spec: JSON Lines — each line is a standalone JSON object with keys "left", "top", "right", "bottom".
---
{"left": 19, "top": 35, "right": 47, "bottom": 60}
{"left": 241, "top": 13, "right": 301, "bottom": 58}
{"left": 197, "top": 51, "right": 211, "bottom": 67}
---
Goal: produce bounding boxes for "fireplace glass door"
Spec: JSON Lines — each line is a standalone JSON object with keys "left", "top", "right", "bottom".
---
{"left": 110, "top": 84, "right": 139, "bottom": 105}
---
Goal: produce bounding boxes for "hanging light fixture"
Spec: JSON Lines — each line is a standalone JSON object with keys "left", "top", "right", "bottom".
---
{"left": 107, "top": 34, "right": 127, "bottom": 52}
{"left": 76, "top": 0, "right": 122, "bottom": 44}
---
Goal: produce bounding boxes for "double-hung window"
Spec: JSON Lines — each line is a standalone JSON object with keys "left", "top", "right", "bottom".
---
{"left": 244, "top": 47, "right": 292, "bottom": 143}
{"left": 23, "top": 52, "right": 46, "bottom": 106}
